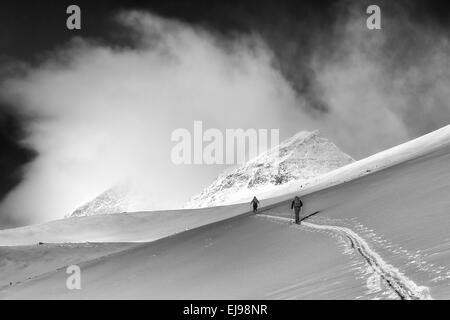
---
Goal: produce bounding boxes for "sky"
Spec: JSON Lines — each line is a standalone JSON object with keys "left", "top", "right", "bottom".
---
{"left": 1, "top": 0, "right": 450, "bottom": 228}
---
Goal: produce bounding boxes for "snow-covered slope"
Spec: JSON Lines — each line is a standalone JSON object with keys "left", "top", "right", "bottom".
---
{"left": 298, "top": 124, "right": 450, "bottom": 195}
{"left": 186, "top": 130, "right": 354, "bottom": 208}
{"left": 3, "top": 138, "right": 450, "bottom": 299}
{"left": 0, "top": 204, "right": 250, "bottom": 246}
{"left": 260, "top": 140, "right": 450, "bottom": 299}
{"left": 0, "top": 243, "right": 137, "bottom": 289}
{"left": 253, "top": 124, "right": 450, "bottom": 206}
{"left": 4, "top": 125, "right": 450, "bottom": 246}
{"left": 2, "top": 125, "right": 450, "bottom": 299}
{"left": 0, "top": 215, "right": 374, "bottom": 299}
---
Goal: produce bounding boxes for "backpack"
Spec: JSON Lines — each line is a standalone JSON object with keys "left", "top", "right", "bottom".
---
{"left": 294, "top": 198, "right": 302, "bottom": 207}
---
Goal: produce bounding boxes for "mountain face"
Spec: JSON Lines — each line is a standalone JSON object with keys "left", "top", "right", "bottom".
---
{"left": 185, "top": 131, "right": 354, "bottom": 208}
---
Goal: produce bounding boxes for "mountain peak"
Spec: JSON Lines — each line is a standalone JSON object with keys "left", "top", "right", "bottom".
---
{"left": 185, "top": 130, "right": 354, "bottom": 208}
{"left": 66, "top": 181, "right": 157, "bottom": 218}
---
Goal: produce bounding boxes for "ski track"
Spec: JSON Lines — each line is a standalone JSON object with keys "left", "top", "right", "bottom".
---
{"left": 256, "top": 214, "right": 432, "bottom": 300}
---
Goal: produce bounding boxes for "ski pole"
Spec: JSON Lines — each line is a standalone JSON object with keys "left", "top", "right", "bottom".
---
{"left": 300, "top": 206, "right": 303, "bottom": 223}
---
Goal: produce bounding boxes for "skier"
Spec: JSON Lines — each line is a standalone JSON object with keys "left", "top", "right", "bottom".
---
{"left": 291, "top": 196, "right": 303, "bottom": 224}
{"left": 250, "top": 196, "right": 260, "bottom": 213}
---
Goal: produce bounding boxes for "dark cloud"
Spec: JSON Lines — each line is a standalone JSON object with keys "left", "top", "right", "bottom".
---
{"left": 0, "top": 105, "right": 36, "bottom": 211}
{"left": 1, "top": 0, "right": 449, "bottom": 117}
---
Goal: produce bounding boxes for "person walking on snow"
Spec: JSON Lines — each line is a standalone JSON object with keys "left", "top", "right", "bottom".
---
{"left": 250, "top": 196, "right": 260, "bottom": 213}
{"left": 291, "top": 196, "right": 303, "bottom": 224}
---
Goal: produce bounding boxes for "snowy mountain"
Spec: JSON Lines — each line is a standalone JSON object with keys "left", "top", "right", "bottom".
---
{"left": 185, "top": 130, "right": 354, "bottom": 208}
{"left": 66, "top": 182, "right": 157, "bottom": 218}
{"left": 68, "top": 185, "right": 130, "bottom": 218}
{"left": 68, "top": 130, "right": 352, "bottom": 218}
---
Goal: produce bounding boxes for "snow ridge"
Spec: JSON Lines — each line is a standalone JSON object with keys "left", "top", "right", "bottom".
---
{"left": 257, "top": 214, "right": 432, "bottom": 300}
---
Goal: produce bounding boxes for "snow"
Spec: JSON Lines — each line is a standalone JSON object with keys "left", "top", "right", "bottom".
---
{"left": 299, "top": 145, "right": 450, "bottom": 299}
{"left": 0, "top": 205, "right": 251, "bottom": 246}
{"left": 298, "top": 124, "right": 450, "bottom": 195}
{"left": 65, "top": 130, "right": 353, "bottom": 218}
{"left": 185, "top": 130, "right": 354, "bottom": 208}
{"left": 0, "top": 215, "right": 373, "bottom": 299}
{"left": 258, "top": 214, "right": 432, "bottom": 300}
{"left": 68, "top": 130, "right": 353, "bottom": 218}
{"left": 1, "top": 125, "right": 450, "bottom": 299}
{"left": 257, "top": 125, "right": 450, "bottom": 298}
{"left": 191, "top": 125, "right": 450, "bottom": 211}
{"left": 0, "top": 243, "right": 137, "bottom": 289}
{"left": 66, "top": 181, "right": 160, "bottom": 218}
{"left": 67, "top": 185, "right": 130, "bottom": 218}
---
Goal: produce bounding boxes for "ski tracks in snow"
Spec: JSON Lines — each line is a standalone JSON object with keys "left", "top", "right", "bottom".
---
{"left": 256, "top": 214, "right": 432, "bottom": 300}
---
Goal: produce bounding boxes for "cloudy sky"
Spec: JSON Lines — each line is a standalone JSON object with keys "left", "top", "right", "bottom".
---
{"left": 1, "top": 0, "right": 450, "bottom": 228}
